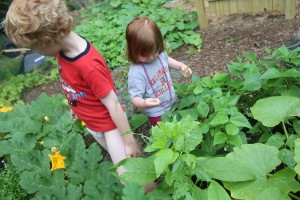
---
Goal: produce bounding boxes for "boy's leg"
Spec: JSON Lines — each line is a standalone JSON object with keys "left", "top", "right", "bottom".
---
{"left": 104, "top": 128, "right": 127, "bottom": 174}
{"left": 104, "top": 129, "right": 157, "bottom": 193}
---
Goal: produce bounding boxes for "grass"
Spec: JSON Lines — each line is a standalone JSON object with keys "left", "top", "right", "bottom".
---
{"left": 0, "top": 159, "right": 30, "bottom": 200}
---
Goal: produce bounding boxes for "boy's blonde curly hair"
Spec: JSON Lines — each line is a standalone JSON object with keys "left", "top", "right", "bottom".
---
{"left": 3, "top": 0, "right": 73, "bottom": 48}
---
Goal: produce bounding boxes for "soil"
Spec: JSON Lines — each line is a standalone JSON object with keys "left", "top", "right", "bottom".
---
{"left": 21, "top": 1, "right": 300, "bottom": 151}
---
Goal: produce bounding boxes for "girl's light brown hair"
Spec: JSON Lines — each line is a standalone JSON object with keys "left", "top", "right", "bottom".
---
{"left": 126, "top": 17, "right": 165, "bottom": 64}
{"left": 3, "top": 0, "right": 72, "bottom": 48}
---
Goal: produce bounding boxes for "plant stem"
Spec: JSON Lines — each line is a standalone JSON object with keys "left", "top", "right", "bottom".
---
{"left": 282, "top": 121, "right": 289, "bottom": 139}
{"left": 289, "top": 193, "right": 300, "bottom": 200}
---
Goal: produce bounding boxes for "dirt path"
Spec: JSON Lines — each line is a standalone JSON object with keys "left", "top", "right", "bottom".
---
{"left": 169, "top": 0, "right": 300, "bottom": 76}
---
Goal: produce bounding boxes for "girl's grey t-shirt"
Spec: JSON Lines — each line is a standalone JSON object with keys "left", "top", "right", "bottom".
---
{"left": 128, "top": 52, "right": 177, "bottom": 117}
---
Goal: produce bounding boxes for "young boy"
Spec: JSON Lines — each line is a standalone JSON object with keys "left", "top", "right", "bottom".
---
{"left": 3, "top": 0, "right": 155, "bottom": 192}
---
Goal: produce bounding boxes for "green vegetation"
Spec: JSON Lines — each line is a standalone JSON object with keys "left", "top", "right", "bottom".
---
{"left": 1, "top": 0, "right": 300, "bottom": 199}
{"left": 76, "top": 0, "right": 201, "bottom": 68}
{"left": 0, "top": 0, "right": 201, "bottom": 107}
{"left": 124, "top": 46, "right": 300, "bottom": 199}
{"left": 0, "top": 160, "right": 29, "bottom": 200}
{"left": 1, "top": 46, "right": 300, "bottom": 199}
{"left": 0, "top": 0, "right": 12, "bottom": 20}
{"left": 0, "top": 62, "right": 58, "bottom": 107}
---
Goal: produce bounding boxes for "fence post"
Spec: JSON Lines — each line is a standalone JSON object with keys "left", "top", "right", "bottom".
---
{"left": 285, "top": 0, "right": 296, "bottom": 20}
{"left": 195, "top": 0, "right": 208, "bottom": 30}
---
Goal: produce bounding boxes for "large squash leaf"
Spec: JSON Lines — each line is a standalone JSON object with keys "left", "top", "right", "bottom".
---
{"left": 224, "top": 168, "right": 300, "bottom": 200}
{"left": 250, "top": 96, "right": 300, "bottom": 127}
{"left": 200, "top": 143, "right": 280, "bottom": 181}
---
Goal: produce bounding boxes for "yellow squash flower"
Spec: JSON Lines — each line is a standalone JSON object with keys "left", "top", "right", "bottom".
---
{"left": 0, "top": 106, "right": 13, "bottom": 112}
{"left": 48, "top": 151, "right": 66, "bottom": 171}
{"left": 82, "top": 121, "right": 86, "bottom": 126}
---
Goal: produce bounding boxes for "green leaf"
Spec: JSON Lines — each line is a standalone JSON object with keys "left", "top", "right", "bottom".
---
{"left": 178, "top": 95, "right": 196, "bottom": 110}
{"left": 294, "top": 120, "right": 300, "bottom": 134}
{"left": 201, "top": 76, "right": 213, "bottom": 88}
{"left": 210, "top": 112, "right": 229, "bottom": 126}
{"left": 178, "top": 108, "right": 199, "bottom": 120}
{"left": 225, "top": 123, "right": 239, "bottom": 135}
{"left": 294, "top": 138, "right": 300, "bottom": 176}
{"left": 83, "top": 161, "right": 122, "bottom": 200}
{"left": 60, "top": 184, "right": 82, "bottom": 200}
{"left": 260, "top": 68, "right": 280, "bottom": 80}
{"left": 227, "top": 144, "right": 280, "bottom": 178}
{"left": 154, "top": 149, "right": 176, "bottom": 177}
{"left": 207, "top": 180, "right": 231, "bottom": 200}
{"left": 0, "top": 104, "right": 42, "bottom": 134}
{"left": 183, "top": 125, "right": 203, "bottom": 152}
{"left": 146, "top": 189, "right": 172, "bottom": 200}
{"left": 278, "top": 149, "right": 295, "bottom": 169}
{"left": 241, "top": 73, "right": 261, "bottom": 91}
{"left": 213, "top": 132, "right": 227, "bottom": 145}
{"left": 201, "top": 143, "right": 280, "bottom": 181}
{"left": 156, "top": 122, "right": 173, "bottom": 139}
{"left": 250, "top": 96, "right": 300, "bottom": 127}
{"left": 19, "top": 170, "right": 60, "bottom": 194}
{"left": 201, "top": 156, "right": 255, "bottom": 182}
{"left": 265, "top": 133, "right": 284, "bottom": 148}
{"left": 115, "top": 156, "right": 157, "bottom": 185}
{"left": 197, "top": 101, "right": 209, "bottom": 118}
{"left": 149, "top": 126, "right": 169, "bottom": 149}
{"left": 68, "top": 143, "right": 103, "bottom": 184}
{"left": 110, "top": 0, "right": 122, "bottom": 8}
{"left": 122, "top": 183, "right": 145, "bottom": 200}
{"left": 0, "top": 133, "right": 37, "bottom": 156}
{"left": 230, "top": 111, "right": 252, "bottom": 129}
{"left": 224, "top": 168, "right": 300, "bottom": 200}
{"left": 227, "top": 134, "right": 243, "bottom": 146}
{"left": 281, "top": 68, "right": 300, "bottom": 78}
{"left": 193, "top": 82, "right": 203, "bottom": 95}
{"left": 129, "top": 114, "right": 148, "bottom": 130}
{"left": 175, "top": 22, "right": 185, "bottom": 30}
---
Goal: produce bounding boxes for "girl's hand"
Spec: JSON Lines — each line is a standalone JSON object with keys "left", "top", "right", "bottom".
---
{"left": 124, "top": 140, "right": 138, "bottom": 157}
{"left": 181, "top": 65, "right": 192, "bottom": 77}
{"left": 144, "top": 98, "right": 161, "bottom": 108}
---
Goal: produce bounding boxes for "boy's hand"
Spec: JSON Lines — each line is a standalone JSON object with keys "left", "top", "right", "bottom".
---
{"left": 181, "top": 65, "right": 192, "bottom": 77}
{"left": 124, "top": 140, "right": 138, "bottom": 157}
{"left": 144, "top": 98, "right": 161, "bottom": 108}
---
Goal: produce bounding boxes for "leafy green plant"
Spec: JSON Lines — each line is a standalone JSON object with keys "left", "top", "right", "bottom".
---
{"left": 0, "top": 0, "right": 12, "bottom": 20}
{"left": 76, "top": 0, "right": 201, "bottom": 68}
{"left": 0, "top": 159, "right": 30, "bottom": 200}
{"left": 0, "top": 94, "right": 124, "bottom": 199}
{"left": 112, "top": 46, "right": 300, "bottom": 199}
{"left": 0, "top": 65, "right": 58, "bottom": 107}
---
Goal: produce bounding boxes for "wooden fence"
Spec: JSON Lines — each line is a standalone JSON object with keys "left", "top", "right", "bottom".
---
{"left": 195, "top": 0, "right": 297, "bottom": 30}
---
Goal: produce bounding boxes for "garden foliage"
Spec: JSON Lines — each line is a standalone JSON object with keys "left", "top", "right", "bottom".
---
{"left": 75, "top": 0, "right": 202, "bottom": 68}
{"left": 1, "top": 45, "right": 300, "bottom": 199}
{"left": 1, "top": 0, "right": 300, "bottom": 199}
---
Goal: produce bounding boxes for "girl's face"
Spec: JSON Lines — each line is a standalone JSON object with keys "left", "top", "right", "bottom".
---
{"left": 138, "top": 52, "right": 159, "bottom": 63}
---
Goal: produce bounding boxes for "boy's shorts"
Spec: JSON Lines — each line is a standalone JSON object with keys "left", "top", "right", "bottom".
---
{"left": 86, "top": 127, "right": 104, "bottom": 139}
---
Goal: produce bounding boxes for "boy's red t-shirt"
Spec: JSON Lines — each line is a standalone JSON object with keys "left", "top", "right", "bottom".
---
{"left": 57, "top": 41, "right": 117, "bottom": 132}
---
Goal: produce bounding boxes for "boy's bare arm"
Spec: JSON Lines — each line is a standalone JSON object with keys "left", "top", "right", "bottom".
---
{"left": 100, "top": 90, "right": 137, "bottom": 156}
